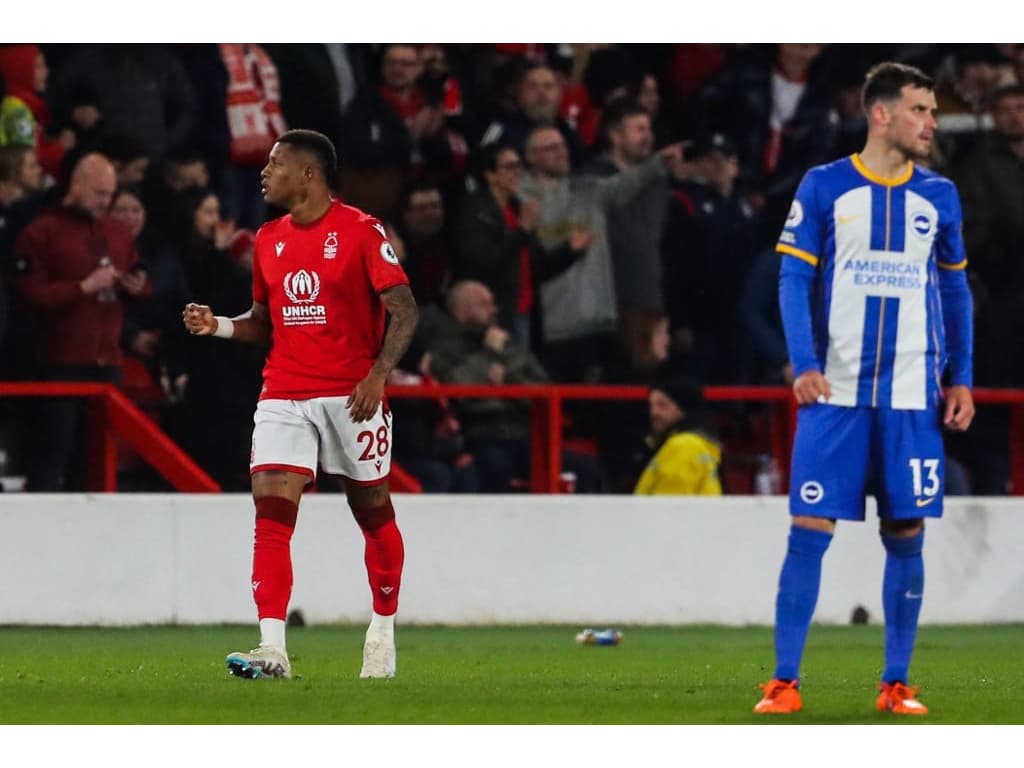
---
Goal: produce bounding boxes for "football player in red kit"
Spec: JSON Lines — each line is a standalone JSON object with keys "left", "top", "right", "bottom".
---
{"left": 184, "top": 129, "right": 418, "bottom": 680}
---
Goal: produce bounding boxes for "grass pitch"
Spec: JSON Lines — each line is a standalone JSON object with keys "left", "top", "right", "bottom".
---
{"left": 0, "top": 624, "right": 1021, "bottom": 724}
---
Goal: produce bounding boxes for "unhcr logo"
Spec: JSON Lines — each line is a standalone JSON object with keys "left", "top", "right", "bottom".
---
{"left": 282, "top": 270, "right": 327, "bottom": 325}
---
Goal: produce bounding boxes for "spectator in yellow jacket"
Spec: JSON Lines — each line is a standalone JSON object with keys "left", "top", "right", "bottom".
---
{"left": 634, "top": 375, "right": 722, "bottom": 495}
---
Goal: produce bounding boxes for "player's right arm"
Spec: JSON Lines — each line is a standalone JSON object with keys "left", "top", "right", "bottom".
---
{"left": 182, "top": 222, "right": 274, "bottom": 344}
{"left": 182, "top": 301, "right": 271, "bottom": 345}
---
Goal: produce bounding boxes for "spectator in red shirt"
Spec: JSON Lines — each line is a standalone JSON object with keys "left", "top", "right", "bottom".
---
{"left": 12, "top": 152, "right": 149, "bottom": 490}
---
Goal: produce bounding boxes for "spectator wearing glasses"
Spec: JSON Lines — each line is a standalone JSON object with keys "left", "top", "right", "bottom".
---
{"left": 452, "top": 142, "right": 541, "bottom": 350}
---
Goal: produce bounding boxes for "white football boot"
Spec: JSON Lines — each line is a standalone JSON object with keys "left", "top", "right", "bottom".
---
{"left": 360, "top": 631, "right": 396, "bottom": 679}
{"left": 226, "top": 645, "right": 292, "bottom": 680}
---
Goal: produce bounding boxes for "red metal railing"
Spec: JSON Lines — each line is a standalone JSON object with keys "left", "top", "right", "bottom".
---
{"left": 3, "top": 382, "right": 1018, "bottom": 495}
{"left": 0, "top": 382, "right": 219, "bottom": 492}
{"left": 388, "top": 384, "right": 1024, "bottom": 494}
{"left": 387, "top": 384, "right": 795, "bottom": 493}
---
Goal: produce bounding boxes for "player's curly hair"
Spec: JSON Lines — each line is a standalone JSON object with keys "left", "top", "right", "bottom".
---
{"left": 862, "top": 62, "right": 935, "bottom": 111}
{"left": 276, "top": 129, "right": 338, "bottom": 185}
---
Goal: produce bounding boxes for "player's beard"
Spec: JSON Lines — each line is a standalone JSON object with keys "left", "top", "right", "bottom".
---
{"left": 894, "top": 134, "right": 932, "bottom": 162}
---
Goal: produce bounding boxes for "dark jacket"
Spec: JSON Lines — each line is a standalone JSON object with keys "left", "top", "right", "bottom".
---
{"left": 265, "top": 43, "right": 363, "bottom": 146}
{"left": 13, "top": 205, "right": 146, "bottom": 368}
{"left": 695, "top": 48, "right": 838, "bottom": 246}
{"left": 952, "top": 134, "right": 1024, "bottom": 386}
{"left": 452, "top": 187, "right": 539, "bottom": 333}
{"left": 428, "top": 314, "right": 549, "bottom": 441}
{"left": 736, "top": 248, "right": 788, "bottom": 384}
{"left": 0, "top": 192, "right": 42, "bottom": 370}
{"left": 120, "top": 227, "right": 191, "bottom": 353}
{"left": 52, "top": 45, "right": 198, "bottom": 159}
{"left": 480, "top": 112, "right": 587, "bottom": 168}
{"left": 338, "top": 88, "right": 412, "bottom": 171}
{"left": 663, "top": 178, "right": 755, "bottom": 331}
{"left": 953, "top": 133, "right": 1024, "bottom": 299}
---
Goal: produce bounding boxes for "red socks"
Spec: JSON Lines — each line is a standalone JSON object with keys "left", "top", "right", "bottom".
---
{"left": 251, "top": 496, "right": 299, "bottom": 621}
{"left": 251, "top": 495, "right": 404, "bottom": 619}
{"left": 354, "top": 500, "right": 405, "bottom": 616}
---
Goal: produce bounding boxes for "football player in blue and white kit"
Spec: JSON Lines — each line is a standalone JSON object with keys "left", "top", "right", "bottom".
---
{"left": 754, "top": 62, "right": 975, "bottom": 716}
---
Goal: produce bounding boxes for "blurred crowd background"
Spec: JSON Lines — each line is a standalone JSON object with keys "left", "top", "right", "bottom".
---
{"left": 0, "top": 43, "right": 1021, "bottom": 495}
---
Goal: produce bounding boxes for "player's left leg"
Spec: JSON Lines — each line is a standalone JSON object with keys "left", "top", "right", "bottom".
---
{"left": 346, "top": 480, "right": 404, "bottom": 679}
{"left": 874, "top": 408, "right": 943, "bottom": 714}
{"left": 876, "top": 517, "right": 928, "bottom": 714}
{"left": 315, "top": 396, "right": 403, "bottom": 678}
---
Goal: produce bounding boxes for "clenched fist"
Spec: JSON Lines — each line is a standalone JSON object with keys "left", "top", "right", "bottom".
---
{"left": 182, "top": 302, "right": 217, "bottom": 336}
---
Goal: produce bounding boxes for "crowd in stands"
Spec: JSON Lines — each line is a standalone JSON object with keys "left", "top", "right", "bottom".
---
{"left": 0, "top": 43, "right": 1022, "bottom": 494}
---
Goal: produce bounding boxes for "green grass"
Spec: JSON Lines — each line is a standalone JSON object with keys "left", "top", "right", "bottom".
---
{"left": 0, "top": 624, "right": 1021, "bottom": 724}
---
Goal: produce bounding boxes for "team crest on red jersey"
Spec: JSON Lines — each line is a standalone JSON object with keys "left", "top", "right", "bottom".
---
{"left": 323, "top": 232, "right": 338, "bottom": 259}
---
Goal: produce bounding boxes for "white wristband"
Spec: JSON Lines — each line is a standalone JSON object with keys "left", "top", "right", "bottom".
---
{"left": 213, "top": 316, "right": 235, "bottom": 339}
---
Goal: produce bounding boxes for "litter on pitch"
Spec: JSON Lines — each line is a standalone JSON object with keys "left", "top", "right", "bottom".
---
{"left": 575, "top": 628, "right": 622, "bottom": 646}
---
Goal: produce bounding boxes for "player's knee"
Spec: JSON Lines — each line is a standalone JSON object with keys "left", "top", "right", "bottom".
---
{"left": 880, "top": 519, "right": 924, "bottom": 556}
{"left": 880, "top": 518, "right": 924, "bottom": 537}
{"left": 788, "top": 523, "right": 833, "bottom": 555}
{"left": 252, "top": 469, "right": 307, "bottom": 501}
{"left": 791, "top": 515, "right": 836, "bottom": 535}
{"left": 346, "top": 480, "right": 389, "bottom": 511}
{"left": 254, "top": 495, "right": 299, "bottom": 528}
{"left": 351, "top": 498, "right": 395, "bottom": 531}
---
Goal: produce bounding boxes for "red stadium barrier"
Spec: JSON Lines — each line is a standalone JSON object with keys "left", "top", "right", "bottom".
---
{"left": 386, "top": 383, "right": 795, "bottom": 493}
{"left": 387, "top": 384, "right": 1021, "bottom": 495}
{"left": 0, "top": 382, "right": 219, "bottom": 492}
{"left": 3, "top": 382, "right": 1017, "bottom": 495}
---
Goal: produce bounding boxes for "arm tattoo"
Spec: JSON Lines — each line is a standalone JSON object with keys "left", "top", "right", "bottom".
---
{"left": 373, "top": 284, "right": 419, "bottom": 378}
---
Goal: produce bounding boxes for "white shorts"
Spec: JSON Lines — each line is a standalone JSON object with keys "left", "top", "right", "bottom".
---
{"left": 250, "top": 397, "right": 392, "bottom": 485}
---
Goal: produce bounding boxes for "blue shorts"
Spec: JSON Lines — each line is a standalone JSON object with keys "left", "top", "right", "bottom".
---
{"left": 789, "top": 404, "right": 945, "bottom": 520}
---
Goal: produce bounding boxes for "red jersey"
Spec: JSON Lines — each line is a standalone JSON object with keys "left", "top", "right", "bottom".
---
{"left": 252, "top": 200, "right": 409, "bottom": 400}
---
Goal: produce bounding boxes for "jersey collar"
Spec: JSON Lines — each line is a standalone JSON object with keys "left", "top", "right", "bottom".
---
{"left": 851, "top": 153, "right": 914, "bottom": 187}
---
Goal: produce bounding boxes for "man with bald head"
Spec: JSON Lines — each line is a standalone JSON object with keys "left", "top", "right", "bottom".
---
{"left": 13, "top": 151, "right": 149, "bottom": 491}
{"left": 429, "top": 279, "right": 600, "bottom": 492}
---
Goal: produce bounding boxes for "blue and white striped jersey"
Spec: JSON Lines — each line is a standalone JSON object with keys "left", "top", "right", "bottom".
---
{"left": 777, "top": 154, "right": 968, "bottom": 410}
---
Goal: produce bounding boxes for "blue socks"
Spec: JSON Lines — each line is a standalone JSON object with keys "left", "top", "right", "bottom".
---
{"left": 880, "top": 529, "right": 925, "bottom": 683}
{"left": 772, "top": 524, "right": 925, "bottom": 685}
{"left": 773, "top": 526, "right": 833, "bottom": 681}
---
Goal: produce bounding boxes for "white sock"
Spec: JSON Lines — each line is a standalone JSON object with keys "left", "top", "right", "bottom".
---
{"left": 367, "top": 611, "right": 395, "bottom": 638}
{"left": 259, "top": 618, "right": 287, "bottom": 651}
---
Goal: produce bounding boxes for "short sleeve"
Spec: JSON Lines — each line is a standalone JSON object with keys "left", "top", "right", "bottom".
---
{"left": 361, "top": 218, "right": 410, "bottom": 293}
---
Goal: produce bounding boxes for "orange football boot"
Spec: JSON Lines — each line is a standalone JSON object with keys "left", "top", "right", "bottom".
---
{"left": 876, "top": 681, "right": 928, "bottom": 715}
{"left": 754, "top": 678, "right": 803, "bottom": 714}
